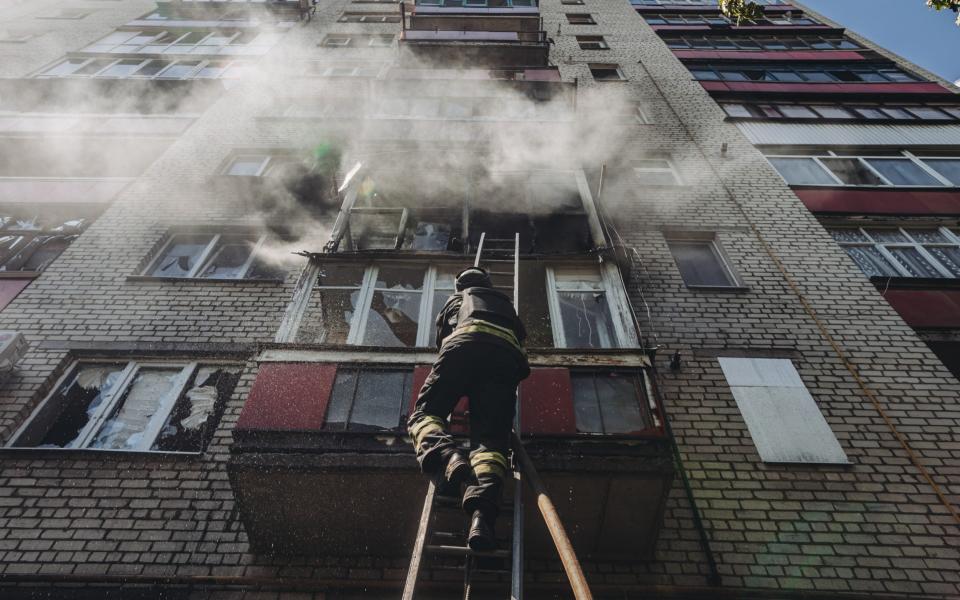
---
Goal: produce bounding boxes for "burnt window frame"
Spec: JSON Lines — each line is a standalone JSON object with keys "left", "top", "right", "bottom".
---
{"left": 8, "top": 359, "right": 241, "bottom": 454}
{"left": 0, "top": 212, "right": 91, "bottom": 275}
{"left": 330, "top": 169, "right": 601, "bottom": 255}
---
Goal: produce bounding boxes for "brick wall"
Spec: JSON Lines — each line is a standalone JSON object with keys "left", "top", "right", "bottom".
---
{"left": 0, "top": 0, "right": 957, "bottom": 597}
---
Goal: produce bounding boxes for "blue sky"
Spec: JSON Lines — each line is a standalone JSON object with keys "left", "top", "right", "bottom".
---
{"left": 801, "top": 0, "right": 960, "bottom": 84}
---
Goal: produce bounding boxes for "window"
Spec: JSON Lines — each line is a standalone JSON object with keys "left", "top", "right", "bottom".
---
{"left": 566, "top": 13, "right": 595, "bottom": 24}
{"left": 325, "top": 367, "right": 413, "bottom": 431}
{"left": 666, "top": 237, "right": 740, "bottom": 288}
{"left": 80, "top": 29, "right": 279, "bottom": 55}
{"left": 223, "top": 153, "right": 317, "bottom": 177}
{"left": 297, "top": 262, "right": 637, "bottom": 349}
{"left": 561, "top": 0, "right": 585, "bottom": 5}
{"left": 338, "top": 12, "right": 401, "bottom": 22}
{"left": 303, "top": 62, "right": 384, "bottom": 77}
{"left": 661, "top": 34, "right": 860, "bottom": 51}
{"left": 143, "top": 233, "right": 278, "bottom": 280}
{"left": 321, "top": 34, "right": 394, "bottom": 47}
{"left": 635, "top": 103, "right": 652, "bottom": 124}
{"left": 830, "top": 227, "right": 960, "bottom": 279}
{"left": 0, "top": 213, "right": 91, "bottom": 273}
{"left": 335, "top": 170, "right": 592, "bottom": 254}
{"left": 719, "top": 357, "right": 847, "bottom": 464}
{"left": 36, "top": 57, "right": 250, "bottom": 80}
{"left": 11, "top": 361, "right": 241, "bottom": 453}
{"left": 765, "top": 150, "right": 959, "bottom": 188}
{"left": 589, "top": 63, "right": 623, "bottom": 81}
{"left": 571, "top": 371, "right": 654, "bottom": 434}
{"left": 632, "top": 159, "right": 681, "bottom": 186}
{"left": 577, "top": 35, "right": 608, "bottom": 50}
{"left": 545, "top": 265, "right": 636, "bottom": 349}
{"left": 688, "top": 63, "right": 921, "bottom": 84}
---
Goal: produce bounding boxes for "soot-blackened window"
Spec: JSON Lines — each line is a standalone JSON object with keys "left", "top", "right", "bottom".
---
{"left": 12, "top": 361, "right": 241, "bottom": 453}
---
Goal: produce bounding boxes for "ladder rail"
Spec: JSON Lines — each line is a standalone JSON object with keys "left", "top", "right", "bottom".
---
{"left": 510, "top": 232, "right": 523, "bottom": 600}
{"left": 401, "top": 481, "right": 437, "bottom": 600}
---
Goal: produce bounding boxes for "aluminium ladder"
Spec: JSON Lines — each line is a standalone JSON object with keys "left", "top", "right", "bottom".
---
{"left": 402, "top": 233, "right": 524, "bottom": 600}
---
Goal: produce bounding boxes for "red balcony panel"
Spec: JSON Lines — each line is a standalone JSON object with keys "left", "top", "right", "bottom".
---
{"left": 795, "top": 188, "right": 960, "bottom": 216}
{"left": 520, "top": 368, "right": 577, "bottom": 435}
{"left": 674, "top": 49, "right": 865, "bottom": 61}
{"left": 699, "top": 81, "right": 953, "bottom": 95}
{"left": 883, "top": 290, "right": 960, "bottom": 328}
{"left": 236, "top": 363, "right": 337, "bottom": 431}
{"left": 0, "top": 279, "right": 31, "bottom": 311}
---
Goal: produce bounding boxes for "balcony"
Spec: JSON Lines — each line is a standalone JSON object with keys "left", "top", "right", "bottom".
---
{"left": 399, "top": 3, "right": 549, "bottom": 67}
{"left": 228, "top": 351, "right": 673, "bottom": 559}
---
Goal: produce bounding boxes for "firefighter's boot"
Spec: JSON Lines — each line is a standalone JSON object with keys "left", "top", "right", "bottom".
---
{"left": 436, "top": 451, "right": 470, "bottom": 498}
{"left": 468, "top": 509, "right": 496, "bottom": 552}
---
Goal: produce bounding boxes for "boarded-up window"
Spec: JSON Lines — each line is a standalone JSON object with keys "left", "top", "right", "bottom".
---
{"left": 718, "top": 357, "right": 848, "bottom": 464}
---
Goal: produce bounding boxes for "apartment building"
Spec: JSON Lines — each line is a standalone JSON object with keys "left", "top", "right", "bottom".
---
{"left": 0, "top": 0, "right": 957, "bottom": 598}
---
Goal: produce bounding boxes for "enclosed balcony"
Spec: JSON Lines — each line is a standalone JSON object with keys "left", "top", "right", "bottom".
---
{"left": 399, "top": 1, "right": 549, "bottom": 67}
{"left": 228, "top": 352, "right": 673, "bottom": 559}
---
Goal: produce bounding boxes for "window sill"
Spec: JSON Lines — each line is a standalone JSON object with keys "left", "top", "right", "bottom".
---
{"left": 0, "top": 271, "right": 40, "bottom": 279}
{"left": 0, "top": 446, "right": 204, "bottom": 459}
{"left": 126, "top": 275, "right": 285, "bottom": 284}
{"left": 685, "top": 284, "right": 750, "bottom": 292}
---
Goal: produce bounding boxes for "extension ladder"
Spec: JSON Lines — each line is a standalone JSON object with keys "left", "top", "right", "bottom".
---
{"left": 402, "top": 232, "right": 523, "bottom": 600}
{"left": 403, "top": 234, "right": 592, "bottom": 600}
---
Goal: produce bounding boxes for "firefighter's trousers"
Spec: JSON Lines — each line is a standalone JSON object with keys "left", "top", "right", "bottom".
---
{"left": 408, "top": 336, "right": 527, "bottom": 517}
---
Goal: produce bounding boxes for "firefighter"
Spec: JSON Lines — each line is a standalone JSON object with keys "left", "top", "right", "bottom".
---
{"left": 407, "top": 266, "right": 530, "bottom": 552}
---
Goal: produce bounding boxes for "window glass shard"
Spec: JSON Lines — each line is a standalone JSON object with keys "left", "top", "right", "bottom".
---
{"left": 152, "top": 366, "right": 240, "bottom": 452}
{"left": 38, "top": 364, "right": 126, "bottom": 448}
{"left": 89, "top": 367, "right": 183, "bottom": 450}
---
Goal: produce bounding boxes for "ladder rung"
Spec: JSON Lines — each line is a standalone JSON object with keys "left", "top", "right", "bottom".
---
{"left": 426, "top": 545, "right": 511, "bottom": 558}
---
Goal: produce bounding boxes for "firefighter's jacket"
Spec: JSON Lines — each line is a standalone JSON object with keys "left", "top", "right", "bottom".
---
{"left": 435, "top": 286, "right": 530, "bottom": 377}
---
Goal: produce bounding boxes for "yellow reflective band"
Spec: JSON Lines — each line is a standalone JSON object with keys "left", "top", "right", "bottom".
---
{"left": 473, "top": 463, "right": 506, "bottom": 479}
{"left": 445, "top": 320, "right": 524, "bottom": 353}
{"left": 470, "top": 450, "right": 509, "bottom": 471}
{"left": 409, "top": 416, "right": 447, "bottom": 448}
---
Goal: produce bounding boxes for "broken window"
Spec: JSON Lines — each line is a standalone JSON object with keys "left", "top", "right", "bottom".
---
{"left": 336, "top": 170, "right": 591, "bottom": 255}
{"left": 11, "top": 361, "right": 241, "bottom": 453}
{"left": 0, "top": 213, "right": 90, "bottom": 273}
{"left": 325, "top": 366, "right": 413, "bottom": 431}
{"left": 143, "top": 232, "right": 276, "bottom": 279}
{"left": 297, "top": 261, "right": 638, "bottom": 349}
{"left": 546, "top": 265, "right": 634, "bottom": 349}
{"left": 571, "top": 371, "right": 653, "bottom": 434}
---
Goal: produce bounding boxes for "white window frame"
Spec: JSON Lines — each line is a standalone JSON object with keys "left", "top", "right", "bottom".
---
{"left": 765, "top": 150, "right": 956, "bottom": 189}
{"left": 320, "top": 263, "right": 443, "bottom": 347}
{"left": 665, "top": 236, "right": 741, "bottom": 288}
{"left": 576, "top": 35, "right": 609, "bottom": 50}
{"left": 8, "top": 360, "right": 213, "bottom": 453}
{"left": 143, "top": 232, "right": 268, "bottom": 279}
{"left": 831, "top": 226, "right": 960, "bottom": 279}
{"left": 79, "top": 29, "right": 267, "bottom": 55}
{"left": 632, "top": 159, "right": 682, "bottom": 186}
{"left": 544, "top": 263, "right": 639, "bottom": 349}
{"left": 323, "top": 35, "right": 354, "bottom": 47}
{"left": 367, "top": 35, "right": 395, "bottom": 47}
{"left": 34, "top": 57, "right": 241, "bottom": 80}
